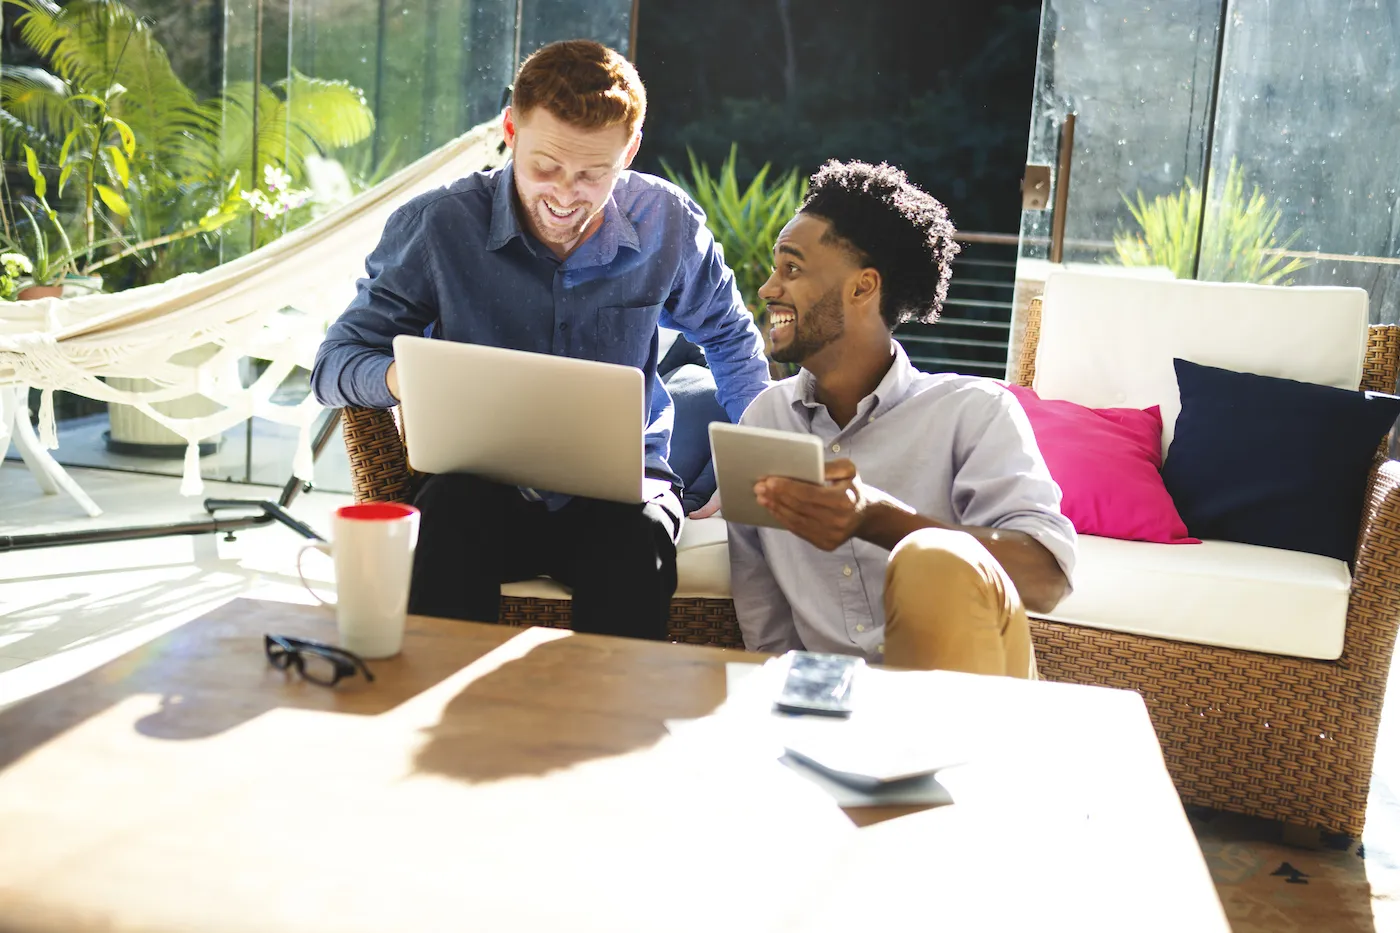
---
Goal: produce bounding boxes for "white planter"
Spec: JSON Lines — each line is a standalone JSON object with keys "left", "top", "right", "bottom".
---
{"left": 106, "top": 344, "right": 228, "bottom": 456}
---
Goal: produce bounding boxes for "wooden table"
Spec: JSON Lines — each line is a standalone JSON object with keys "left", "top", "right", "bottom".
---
{"left": 0, "top": 598, "right": 1227, "bottom": 932}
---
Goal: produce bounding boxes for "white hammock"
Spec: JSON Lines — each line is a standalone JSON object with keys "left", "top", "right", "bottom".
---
{"left": 0, "top": 115, "right": 507, "bottom": 501}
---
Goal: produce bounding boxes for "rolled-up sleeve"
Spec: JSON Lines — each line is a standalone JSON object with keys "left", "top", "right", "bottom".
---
{"left": 311, "top": 203, "right": 442, "bottom": 410}
{"left": 951, "top": 385, "right": 1078, "bottom": 585}
{"left": 659, "top": 198, "right": 771, "bottom": 423}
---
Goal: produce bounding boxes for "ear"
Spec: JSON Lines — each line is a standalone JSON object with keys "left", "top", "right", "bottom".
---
{"left": 851, "top": 267, "right": 882, "bottom": 318}
{"left": 622, "top": 130, "right": 643, "bottom": 169}
{"left": 503, "top": 106, "right": 518, "bottom": 150}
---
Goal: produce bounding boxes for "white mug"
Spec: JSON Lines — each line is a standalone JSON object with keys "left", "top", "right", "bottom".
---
{"left": 297, "top": 503, "right": 420, "bottom": 659}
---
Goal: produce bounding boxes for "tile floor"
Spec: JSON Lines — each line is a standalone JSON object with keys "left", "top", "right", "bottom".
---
{"left": 0, "top": 462, "right": 350, "bottom": 710}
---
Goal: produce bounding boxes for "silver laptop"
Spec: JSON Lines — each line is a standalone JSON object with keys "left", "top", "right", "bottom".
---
{"left": 392, "top": 335, "right": 647, "bottom": 504}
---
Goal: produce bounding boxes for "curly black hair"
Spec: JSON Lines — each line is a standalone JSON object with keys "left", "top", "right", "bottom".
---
{"left": 798, "top": 160, "right": 959, "bottom": 327}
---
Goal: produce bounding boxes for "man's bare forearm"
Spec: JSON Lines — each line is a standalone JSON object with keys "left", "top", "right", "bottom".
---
{"left": 858, "top": 499, "right": 1069, "bottom": 613}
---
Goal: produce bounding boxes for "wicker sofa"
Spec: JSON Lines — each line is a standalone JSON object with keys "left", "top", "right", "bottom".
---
{"left": 339, "top": 273, "right": 1400, "bottom": 837}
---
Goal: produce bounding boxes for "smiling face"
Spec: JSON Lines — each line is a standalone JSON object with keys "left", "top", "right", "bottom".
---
{"left": 757, "top": 213, "right": 864, "bottom": 366}
{"left": 504, "top": 106, "right": 639, "bottom": 258}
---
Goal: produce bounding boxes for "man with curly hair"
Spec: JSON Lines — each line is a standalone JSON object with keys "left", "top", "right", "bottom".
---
{"left": 729, "top": 160, "right": 1076, "bottom": 677}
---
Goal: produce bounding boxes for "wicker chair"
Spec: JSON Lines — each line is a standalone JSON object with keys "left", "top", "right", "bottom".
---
{"left": 340, "top": 305, "right": 1400, "bottom": 835}
{"left": 1014, "top": 296, "right": 1400, "bottom": 838}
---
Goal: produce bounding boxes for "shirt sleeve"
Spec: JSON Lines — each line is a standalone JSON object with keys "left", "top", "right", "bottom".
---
{"left": 658, "top": 196, "right": 772, "bottom": 424}
{"left": 310, "top": 202, "right": 443, "bottom": 410}
{"left": 728, "top": 520, "right": 805, "bottom": 654}
{"left": 950, "top": 383, "right": 1079, "bottom": 585}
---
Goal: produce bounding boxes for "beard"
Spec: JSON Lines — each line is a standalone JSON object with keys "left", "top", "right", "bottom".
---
{"left": 770, "top": 286, "right": 846, "bottom": 365}
{"left": 521, "top": 192, "right": 600, "bottom": 248}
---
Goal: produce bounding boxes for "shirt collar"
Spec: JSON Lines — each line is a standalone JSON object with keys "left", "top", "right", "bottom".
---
{"left": 790, "top": 340, "right": 919, "bottom": 422}
{"left": 486, "top": 163, "right": 525, "bottom": 251}
{"left": 485, "top": 162, "right": 642, "bottom": 265}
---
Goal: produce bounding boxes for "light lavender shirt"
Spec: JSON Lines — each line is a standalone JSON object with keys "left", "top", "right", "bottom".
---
{"left": 728, "top": 342, "right": 1078, "bottom": 662}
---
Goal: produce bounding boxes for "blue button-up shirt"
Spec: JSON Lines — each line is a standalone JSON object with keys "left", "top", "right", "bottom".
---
{"left": 312, "top": 163, "right": 771, "bottom": 502}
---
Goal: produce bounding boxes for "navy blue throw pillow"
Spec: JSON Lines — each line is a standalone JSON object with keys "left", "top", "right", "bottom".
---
{"left": 1161, "top": 358, "right": 1400, "bottom": 562}
{"left": 663, "top": 362, "right": 729, "bottom": 512}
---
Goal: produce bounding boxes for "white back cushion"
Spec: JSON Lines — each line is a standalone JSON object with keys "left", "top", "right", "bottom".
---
{"left": 1033, "top": 272, "right": 1369, "bottom": 453}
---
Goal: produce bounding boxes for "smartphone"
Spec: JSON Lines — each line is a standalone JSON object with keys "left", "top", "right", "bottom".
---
{"left": 774, "top": 651, "right": 864, "bottom": 717}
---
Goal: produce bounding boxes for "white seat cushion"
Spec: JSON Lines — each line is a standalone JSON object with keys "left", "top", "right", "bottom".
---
{"left": 1034, "top": 272, "right": 1368, "bottom": 453}
{"left": 502, "top": 521, "right": 1350, "bottom": 661}
{"left": 499, "top": 516, "right": 732, "bottom": 601}
{"left": 1039, "top": 534, "right": 1351, "bottom": 660}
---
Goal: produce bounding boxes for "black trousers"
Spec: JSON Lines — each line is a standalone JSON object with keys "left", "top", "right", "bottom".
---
{"left": 407, "top": 473, "right": 683, "bottom": 641}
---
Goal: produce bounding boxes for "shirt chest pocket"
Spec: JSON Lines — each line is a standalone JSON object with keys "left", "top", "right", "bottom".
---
{"left": 593, "top": 303, "right": 662, "bottom": 366}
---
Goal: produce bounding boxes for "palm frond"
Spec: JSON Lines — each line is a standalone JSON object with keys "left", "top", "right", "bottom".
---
{"left": 279, "top": 70, "right": 375, "bottom": 155}
{"left": 0, "top": 65, "right": 76, "bottom": 158}
{"left": 204, "top": 81, "right": 291, "bottom": 183}
{"left": 10, "top": 0, "right": 208, "bottom": 183}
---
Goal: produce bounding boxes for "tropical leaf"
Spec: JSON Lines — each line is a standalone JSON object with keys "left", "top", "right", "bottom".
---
{"left": 208, "top": 75, "right": 373, "bottom": 188}
{"left": 204, "top": 81, "right": 292, "bottom": 183}
{"left": 23, "top": 144, "right": 46, "bottom": 199}
{"left": 0, "top": 65, "right": 76, "bottom": 156}
{"left": 9, "top": 0, "right": 210, "bottom": 181}
{"left": 57, "top": 126, "right": 79, "bottom": 166}
{"left": 107, "top": 115, "right": 136, "bottom": 156}
{"left": 663, "top": 145, "right": 807, "bottom": 320}
{"left": 105, "top": 145, "right": 130, "bottom": 187}
{"left": 95, "top": 183, "right": 129, "bottom": 217}
{"left": 1111, "top": 158, "right": 1309, "bottom": 286}
{"left": 280, "top": 70, "right": 375, "bottom": 153}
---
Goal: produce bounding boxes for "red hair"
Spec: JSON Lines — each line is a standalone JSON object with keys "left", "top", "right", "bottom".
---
{"left": 512, "top": 40, "right": 646, "bottom": 137}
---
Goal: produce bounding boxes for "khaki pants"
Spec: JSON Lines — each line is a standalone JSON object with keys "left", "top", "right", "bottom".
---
{"left": 882, "top": 528, "right": 1037, "bottom": 679}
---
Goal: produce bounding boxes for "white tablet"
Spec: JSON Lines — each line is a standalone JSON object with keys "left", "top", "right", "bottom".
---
{"left": 709, "top": 422, "right": 825, "bottom": 528}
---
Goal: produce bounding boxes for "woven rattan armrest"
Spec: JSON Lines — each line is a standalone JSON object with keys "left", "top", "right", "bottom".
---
{"left": 1345, "top": 458, "right": 1400, "bottom": 663}
{"left": 343, "top": 406, "right": 414, "bottom": 504}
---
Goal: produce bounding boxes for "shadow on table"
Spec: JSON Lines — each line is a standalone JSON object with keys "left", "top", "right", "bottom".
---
{"left": 412, "top": 629, "right": 729, "bottom": 783}
{"left": 0, "top": 597, "right": 510, "bottom": 765}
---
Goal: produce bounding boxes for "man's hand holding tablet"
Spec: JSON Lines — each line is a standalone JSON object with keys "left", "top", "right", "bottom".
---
{"left": 708, "top": 423, "right": 824, "bottom": 529}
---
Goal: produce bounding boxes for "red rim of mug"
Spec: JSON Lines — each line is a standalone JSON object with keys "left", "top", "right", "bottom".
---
{"left": 335, "top": 503, "right": 419, "bottom": 522}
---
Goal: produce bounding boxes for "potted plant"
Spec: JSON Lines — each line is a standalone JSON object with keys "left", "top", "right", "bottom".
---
{"left": 10, "top": 146, "right": 125, "bottom": 299}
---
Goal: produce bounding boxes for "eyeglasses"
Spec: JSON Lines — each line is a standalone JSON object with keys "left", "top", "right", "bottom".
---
{"left": 264, "top": 634, "right": 375, "bottom": 687}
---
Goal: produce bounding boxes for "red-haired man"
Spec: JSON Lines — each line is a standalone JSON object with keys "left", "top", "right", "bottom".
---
{"left": 313, "top": 41, "right": 770, "bottom": 640}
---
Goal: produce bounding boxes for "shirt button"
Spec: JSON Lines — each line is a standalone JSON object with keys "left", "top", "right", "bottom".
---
{"left": 558, "top": 322, "right": 569, "bottom": 331}
{"left": 856, "top": 624, "right": 866, "bottom": 633}
{"left": 842, "top": 565, "right": 853, "bottom": 577}
{"left": 831, "top": 443, "right": 841, "bottom": 453}
{"left": 878, "top": 643, "right": 885, "bottom": 654}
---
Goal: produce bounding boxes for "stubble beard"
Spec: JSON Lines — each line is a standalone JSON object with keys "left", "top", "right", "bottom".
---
{"left": 770, "top": 287, "right": 846, "bottom": 365}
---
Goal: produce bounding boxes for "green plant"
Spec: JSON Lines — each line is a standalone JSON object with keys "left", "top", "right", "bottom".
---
{"left": 15, "top": 143, "right": 125, "bottom": 285}
{"left": 662, "top": 144, "right": 808, "bottom": 323}
{"left": 1112, "top": 159, "right": 1308, "bottom": 286}
{"left": 1, "top": 0, "right": 374, "bottom": 284}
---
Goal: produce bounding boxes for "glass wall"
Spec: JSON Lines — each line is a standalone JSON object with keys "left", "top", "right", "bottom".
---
{"left": 11, "top": 0, "right": 630, "bottom": 492}
{"left": 1017, "top": 0, "right": 1222, "bottom": 265}
{"left": 1205, "top": 0, "right": 1400, "bottom": 319}
{"left": 1012, "top": 0, "right": 1400, "bottom": 366}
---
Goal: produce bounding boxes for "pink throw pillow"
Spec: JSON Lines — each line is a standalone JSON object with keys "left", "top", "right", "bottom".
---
{"left": 1006, "top": 384, "right": 1199, "bottom": 545}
